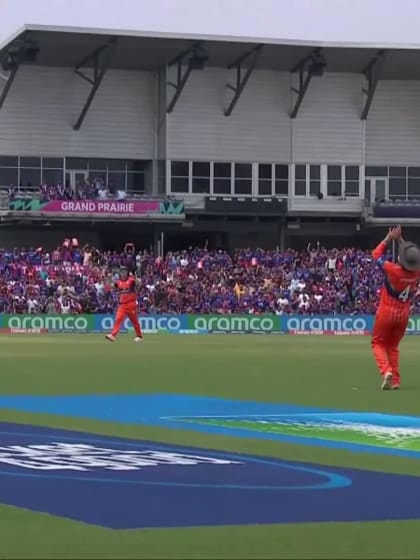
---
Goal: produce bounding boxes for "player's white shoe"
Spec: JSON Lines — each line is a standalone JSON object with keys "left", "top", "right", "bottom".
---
{"left": 106, "top": 334, "right": 116, "bottom": 342}
{"left": 381, "top": 372, "right": 393, "bottom": 390}
{"left": 134, "top": 337, "right": 143, "bottom": 343}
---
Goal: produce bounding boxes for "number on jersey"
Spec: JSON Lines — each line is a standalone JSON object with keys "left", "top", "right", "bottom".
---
{"left": 399, "top": 286, "right": 411, "bottom": 302}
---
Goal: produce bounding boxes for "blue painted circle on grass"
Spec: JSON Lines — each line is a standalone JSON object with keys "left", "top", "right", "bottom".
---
{"left": 0, "top": 429, "right": 352, "bottom": 491}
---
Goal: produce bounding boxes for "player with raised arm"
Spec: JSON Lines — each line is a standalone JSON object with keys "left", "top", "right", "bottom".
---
{"left": 372, "top": 225, "right": 420, "bottom": 390}
{"left": 106, "top": 266, "right": 143, "bottom": 343}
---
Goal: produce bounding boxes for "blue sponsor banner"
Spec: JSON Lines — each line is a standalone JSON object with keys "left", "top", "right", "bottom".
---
{"left": 13, "top": 313, "right": 417, "bottom": 335}
{"left": 280, "top": 315, "right": 420, "bottom": 335}
{"left": 280, "top": 315, "right": 375, "bottom": 334}
{"left": 93, "top": 314, "right": 188, "bottom": 334}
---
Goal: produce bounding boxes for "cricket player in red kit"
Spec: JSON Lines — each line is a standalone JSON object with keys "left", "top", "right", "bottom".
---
{"left": 106, "top": 266, "right": 143, "bottom": 343}
{"left": 372, "top": 225, "right": 420, "bottom": 389}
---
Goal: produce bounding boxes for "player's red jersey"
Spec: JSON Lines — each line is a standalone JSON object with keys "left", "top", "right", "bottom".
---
{"left": 372, "top": 241, "right": 420, "bottom": 318}
{"left": 115, "top": 276, "right": 137, "bottom": 306}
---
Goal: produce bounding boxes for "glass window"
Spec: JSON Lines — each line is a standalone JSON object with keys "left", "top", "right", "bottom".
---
{"left": 42, "top": 169, "right": 63, "bottom": 185}
{"left": 295, "top": 165, "right": 306, "bottom": 180}
{"left": 234, "top": 179, "right": 252, "bottom": 195}
{"left": 310, "top": 165, "right": 320, "bottom": 180}
{"left": 408, "top": 178, "right": 420, "bottom": 196}
{"left": 327, "top": 181, "right": 342, "bottom": 196}
{"left": 42, "top": 157, "right": 63, "bottom": 169}
{"left": 127, "top": 172, "right": 145, "bottom": 192}
{"left": 234, "top": 163, "right": 252, "bottom": 179}
{"left": 126, "top": 160, "right": 148, "bottom": 172}
{"left": 345, "top": 166, "right": 359, "bottom": 180}
{"left": 89, "top": 171, "right": 107, "bottom": 184}
{"left": 310, "top": 181, "right": 321, "bottom": 196}
{"left": 65, "top": 158, "right": 88, "bottom": 170}
{"left": 327, "top": 165, "right": 341, "bottom": 180}
{"left": 275, "top": 181, "right": 288, "bottom": 196}
{"left": 171, "top": 177, "right": 189, "bottom": 193}
{"left": 365, "top": 166, "right": 387, "bottom": 177}
{"left": 107, "top": 172, "right": 126, "bottom": 189}
{"left": 345, "top": 181, "right": 359, "bottom": 196}
{"left": 87, "top": 158, "right": 107, "bottom": 171}
{"left": 0, "top": 156, "right": 18, "bottom": 166}
{"left": 408, "top": 167, "right": 420, "bottom": 178}
{"left": 107, "top": 160, "right": 126, "bottom": 172}
{"left": 214, "top": 163, "right": 231, "bottom": 178}
{"left": 192, "top": 178, "right": 210, "bottom": 193}
{"left": 171, "top": 161, "right": 189, "bottom": 176}
{"left": 259, "top": 164, "right": 272, "bottom": 180}
{"left": 364, "top": 180, "right": 371, "bottom": 201}
{"left": 275, "top": 164, "right": 288, "bottom": 180}
{"left": 389, "top": 177, "right": 406, "bottom": 198}
{"left": 389, "top": 166, "right": 407, "bottom": 177}
{"left": 213, "top": 178, "right": 231, "bottom": 194}
{"left": 295, "top": 180, "right": 306, "bottom": 196}
{"left": 192, "top": 162, "right": 210, "bottom": 177}
{"left": 20, "top": 168, "right": 41, "bottom": 187}
{"left": 0, "top": 167, "right": 18, "bottom": 186}
{"left": 258, "top": 180, "right": 272, "bottom": 196}
{"left": 20, "top": 156, "right": 41, "bottom": 168}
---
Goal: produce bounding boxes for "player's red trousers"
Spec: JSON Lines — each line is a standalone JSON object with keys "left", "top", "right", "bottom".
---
{"left": 371, "top": 313, "right": 407, "bottom": 384}
{"left": 112, "top": 304, "right": 142, "bottom": 338}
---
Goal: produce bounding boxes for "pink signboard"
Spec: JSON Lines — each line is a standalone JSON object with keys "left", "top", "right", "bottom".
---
{"left": 41, "top": 200, "right": 160, "bottom": 214}
{"left": 9, "top": 198, "right": 185, "bottom": 216}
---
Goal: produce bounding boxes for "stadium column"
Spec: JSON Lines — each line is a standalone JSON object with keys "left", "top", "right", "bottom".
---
{"left": 153, "top": 228, "right": 161, "bottom": 257}
{"left": 279, "top": 218, "right": 286, "bottom": 251}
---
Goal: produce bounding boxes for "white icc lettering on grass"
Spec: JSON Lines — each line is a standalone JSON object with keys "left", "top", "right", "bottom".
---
{"left": 286, "top": 317, "right": 367, "bottom": 332}
{"left": 7, "top": 316, "right": 88, "bottom": 331}
{"left": 0, "top": 443, "right": 242, "bottom": 471}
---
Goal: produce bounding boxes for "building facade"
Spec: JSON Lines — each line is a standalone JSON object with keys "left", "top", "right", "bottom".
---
{"left": 1, "top": 0, "right": 420, "bottom": 249}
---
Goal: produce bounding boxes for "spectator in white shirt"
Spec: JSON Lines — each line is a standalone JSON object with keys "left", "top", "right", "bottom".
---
{"left": 98, "top": 187, "right": 108, "bottom": 199}
{"left": 327, "top": 250, "right": 337, "bottom": 272}
{"left": 27, "top": 298, "right": 38, "bottom": 314}
{"left": 298, "top": 293, "right": 310, "bottom": 310}
{"left": 289, "top": 278, "right": 300, "bottom": 294}
{"left": 94, "top": 280, "right": 105, "bottom": 296}
{"left": 277, "top": 295, "right": 289, "bottom": 308}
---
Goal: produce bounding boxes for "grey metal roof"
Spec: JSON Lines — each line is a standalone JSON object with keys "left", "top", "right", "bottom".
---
{"left": 4, "top": 30, "right": 420, "bottom": 79}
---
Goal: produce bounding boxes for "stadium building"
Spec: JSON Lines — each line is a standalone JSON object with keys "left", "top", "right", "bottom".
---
{"left": 0, "top": 0, "right": 420, "bottom": 251}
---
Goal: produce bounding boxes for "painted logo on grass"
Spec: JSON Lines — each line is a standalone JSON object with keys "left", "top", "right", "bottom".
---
{"left": 0, "top": 421, "right": 353, "bottom": 530}
{"left": 3, "top": 422, "right": 420, "bottom": 529}
{"left": 174, "top": 412, "right": 420, "bottom": 452}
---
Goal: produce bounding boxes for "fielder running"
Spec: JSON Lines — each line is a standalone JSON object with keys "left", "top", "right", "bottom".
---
{"left": 372, "top": 225, "right": 420, "bottom": 389}
{"left": 106, "top": 266, "right": 143, "bottom": 342}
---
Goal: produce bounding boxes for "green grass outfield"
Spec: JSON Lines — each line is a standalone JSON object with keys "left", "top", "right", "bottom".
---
{"left": 1, "top": 334, "right": 420, "bottom": 559}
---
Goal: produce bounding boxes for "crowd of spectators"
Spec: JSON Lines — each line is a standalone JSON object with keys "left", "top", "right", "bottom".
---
{"left": 0, "top": 240, "right": 416, "bottom": 316}
{"left": 7, "top": 177, "right": 127, "bottom": 203}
